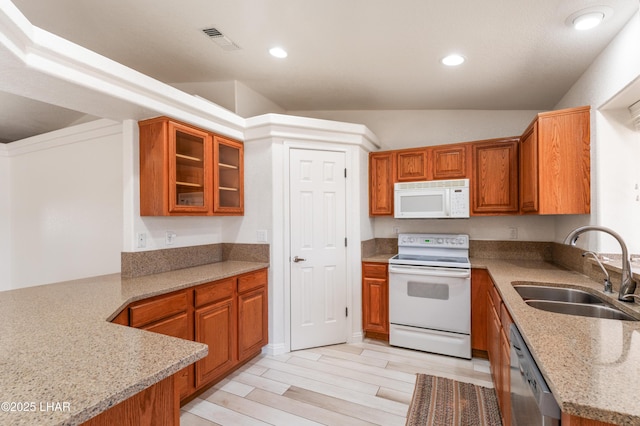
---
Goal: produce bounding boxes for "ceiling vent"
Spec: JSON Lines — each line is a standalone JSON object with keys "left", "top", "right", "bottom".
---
{"left": 202, "top": 27, "right": 241, "bottom": 51}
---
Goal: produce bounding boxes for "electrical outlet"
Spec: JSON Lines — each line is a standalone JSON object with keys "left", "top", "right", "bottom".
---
{"left": 137, "top": 233, "right": 146, "bottom": 248}
{"left": 393, "top": 226, "right": 400, "bottom": 234}
{"left": 508, "top": 227, "right": 518, "bottom": 240}
{"left": 165, "top": 231, "right": 176, "bottom": 245}
{"left": 256, "top": 230, "right": 268, "bottom": 243}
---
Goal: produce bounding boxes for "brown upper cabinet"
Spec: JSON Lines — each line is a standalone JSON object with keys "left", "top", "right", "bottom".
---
{"left": 519, "top": 106, "right": 590, "bottom": 215}
{"left": 368, "top": 105, "right": 591, "bottom": 217}
{"left": 395, "top": 144, "right": 470, "bottom": 182}
{"left": 369, "top": 151, "right": 395, "bottom": 216}
{"left": 396, "top": 148, "right": 428, "bottom": 182}
{"left": 471, "top": 138, "right": 519, "bottom": 215}
{"left": 430, "top": 143, "right": 470, "bottom": 180}
{"left": 139, "top": 117, "right": 244, "bottom": 216}
{"left": 369, "top": 144, "right": 473, "bottom": 217}
{"left": 213, "top": 135, "right": 244, "bottom": 215}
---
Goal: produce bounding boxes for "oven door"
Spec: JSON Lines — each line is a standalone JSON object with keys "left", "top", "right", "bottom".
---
{"left": 388, "top": 264, "right": 471, "bottom": 334}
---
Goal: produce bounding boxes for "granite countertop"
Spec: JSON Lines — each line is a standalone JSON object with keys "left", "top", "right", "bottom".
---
{"left": 476, "top": 259, "right": 640, "bottom": 425}
{"left": 0, "top": 260, "right": 268, "bottom": 426}
{"left": 362, "top": 253, "right": 396, "bottom": 263}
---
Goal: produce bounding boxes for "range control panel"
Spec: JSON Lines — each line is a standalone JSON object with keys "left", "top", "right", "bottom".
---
{"left": 397, "top": 233, "right": 469, "bottom": 249}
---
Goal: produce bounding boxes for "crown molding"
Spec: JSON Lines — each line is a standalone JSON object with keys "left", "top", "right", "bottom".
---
{"left": 244, "top": 113, "right": 380, "bottom": 152}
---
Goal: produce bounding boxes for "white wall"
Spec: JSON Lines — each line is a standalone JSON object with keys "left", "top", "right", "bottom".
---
{"left": 554, "top": 11, "right": 640, "bottom": 254}
{"left": 221, "top": 137, "right": 274, "bottom": 244}
{"left": 359, "top": 147, "right": 375, "bottom": 241}
{"left": 374, "top": 215, "right": 555, "bottom": 241}
{"left": 0, "top": 152, "right": 11, "bottom": 286}
{"left": 5, "top": 120, "right": 123, "bottom": 290}
{"left": 288, "top": 110, "right": 540, "bottom": 150}
{"left": 171, "top": 80, "right": 286, "bottom": 119}
{"left": 171, "top": 81, "right": 237, "bottom": 113}
{"left": 234, "top": 82, "right": 286, "bottom": 118}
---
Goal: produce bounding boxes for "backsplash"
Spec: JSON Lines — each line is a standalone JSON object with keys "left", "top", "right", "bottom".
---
{"left": 470, "top": 240, "right": 552, "bottom": 261}
{"left": 551, "top": 242, "right": 640, "bottom": 293}
{"left": 361, "top": 238, "right": 552, "bottom": 261}
{"left": 361, "top": 238, "right": 397, "bottom": 258}
{"left": 361, "top": 238, "right": 638, "bottom": 293}
{"left": 121, "top": 243, "right": 269, "bottom": 278}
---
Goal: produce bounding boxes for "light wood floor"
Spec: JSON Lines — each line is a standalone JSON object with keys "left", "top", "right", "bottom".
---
{"left": 180, "top": 340, "right": 492, "bottom": 426}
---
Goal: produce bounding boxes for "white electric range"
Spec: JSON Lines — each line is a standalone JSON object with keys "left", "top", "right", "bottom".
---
{"left": 388, "top": 233, "right": 471, "bottom": 359}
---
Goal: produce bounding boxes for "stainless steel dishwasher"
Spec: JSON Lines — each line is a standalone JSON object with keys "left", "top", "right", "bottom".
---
{"left": 510, "top": 324, "right": 561, "bottom": 426}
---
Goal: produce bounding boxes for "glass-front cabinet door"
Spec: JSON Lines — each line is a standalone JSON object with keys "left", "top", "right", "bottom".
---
{"left": 168, "top": 121, "right": 212, "bottom": 214}
{"left": 213, "top": 136, "right": 244, "bottom": 215}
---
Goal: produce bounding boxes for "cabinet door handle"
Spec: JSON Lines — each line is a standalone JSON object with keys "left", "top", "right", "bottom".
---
{"left": 293, "top": 256, "right": 306, "bottom": 263}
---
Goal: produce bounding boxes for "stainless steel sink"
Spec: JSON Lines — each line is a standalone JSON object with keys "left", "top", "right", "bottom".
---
{"left": 513, "top": 284, "right": 638, "bottom": 321}
{"left": 514, "top": 285, "right": 606, "bottom": 304}
{"left": 525, "top": 300, "right": 638, "bottom": 321}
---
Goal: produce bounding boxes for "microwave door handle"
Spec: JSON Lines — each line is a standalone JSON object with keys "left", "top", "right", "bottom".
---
{"left": 444, "top": 188, "right": 451, "bottom": 216}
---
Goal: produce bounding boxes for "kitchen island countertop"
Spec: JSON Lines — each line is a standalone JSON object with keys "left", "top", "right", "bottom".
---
{"left": 0, "top": 260, "right": 268, "bottom": 426}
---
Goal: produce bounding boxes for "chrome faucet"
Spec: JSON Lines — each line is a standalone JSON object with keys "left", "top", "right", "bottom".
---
{"left": 564, "top": 226, "right": 636, "bottom": 302}
{"left": 582, "top": 251, "right": 613, "bottom": 294}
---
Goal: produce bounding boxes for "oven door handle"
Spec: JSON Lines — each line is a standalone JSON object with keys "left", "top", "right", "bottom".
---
{"left": 388, "top": 264, "right": 471, "bottom": 278}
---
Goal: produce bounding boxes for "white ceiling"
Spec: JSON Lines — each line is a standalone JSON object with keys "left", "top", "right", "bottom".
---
{"left": 2, "top": 0, "right": 639, "bottom": 142}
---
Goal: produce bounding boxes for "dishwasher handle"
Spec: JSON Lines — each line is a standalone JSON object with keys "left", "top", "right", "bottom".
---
{"left": 388, "top": 264, "right": 471, "bottom": 279}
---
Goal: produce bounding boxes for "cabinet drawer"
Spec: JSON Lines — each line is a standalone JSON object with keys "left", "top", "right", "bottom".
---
{"left": 195, "top": 278, "right": 235, "bottom": 307}
{"left": 489, "top": 284, "right": 501, "bottom": 312}
{"left": 500, "top": 303, "right": 513, "bottom": 334}
{"left": 362, "top": 262, "right": 388, "bottom": 279}
{"left": 129, "top": 291, "right": 188, "bottom": 328}
{"left": 238, "top": 269, "right": 268, "bottom": 294}
{"left": 142, "top": 311, "right": 190, "bottom": 340}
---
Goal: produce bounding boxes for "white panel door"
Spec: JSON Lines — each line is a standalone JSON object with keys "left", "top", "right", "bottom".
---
{"left": 290, "top": 148, "right": 347, "bottom": 350}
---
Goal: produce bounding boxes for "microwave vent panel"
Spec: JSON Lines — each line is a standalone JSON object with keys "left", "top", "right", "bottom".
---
{"left": 395, "top": 179, "right": 469, "bottom": 190}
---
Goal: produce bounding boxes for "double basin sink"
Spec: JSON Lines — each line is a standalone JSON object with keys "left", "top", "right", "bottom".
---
{"left": 513, "top": 283, "right": 638, "bottom": 321}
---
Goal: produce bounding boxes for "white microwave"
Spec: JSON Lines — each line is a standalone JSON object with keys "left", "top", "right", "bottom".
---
{"left": 394, "top": 179, "right": 470, "bottom": 219}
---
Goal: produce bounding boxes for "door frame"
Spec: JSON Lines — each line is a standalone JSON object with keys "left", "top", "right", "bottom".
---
{"left": 282, "top": 141, "right": 359, "bottom": 353}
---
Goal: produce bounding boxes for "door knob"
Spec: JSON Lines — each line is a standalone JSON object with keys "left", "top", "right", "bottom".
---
{"left": 293, "top": 256, "right": 306, "bottom": 263}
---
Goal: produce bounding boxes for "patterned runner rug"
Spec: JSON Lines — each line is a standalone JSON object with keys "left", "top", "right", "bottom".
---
{"left": 406, "top": 374, "right": 503, "bottom": 426}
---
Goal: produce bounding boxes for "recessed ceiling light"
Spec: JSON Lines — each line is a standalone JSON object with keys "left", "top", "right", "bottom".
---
{"left": 573, "top": 12, "right": 605, "bottom": 30}
{"left": 269, "top": 47, "right": 288, "bottom": 58}
{"left": 566, "top": 6, "right": 613, "bottom": 31}
{"left": 441, "top": 54, "right": 465, "bottom": 66}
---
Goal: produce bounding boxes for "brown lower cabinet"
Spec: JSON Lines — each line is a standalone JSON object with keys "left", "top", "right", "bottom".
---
{"left": 471, "top": 269, "right": 616, "bottom": 426}
{"left": 487, "top": 280, "right": 511, "bottom": 426}
{"left": 361, "top": 262, "right": 389, "bottom": 340}
{"left": 471, "top": 269, "right": 489, "bottom": 354}
{"left": 80, "top": 375, "right": 177, "bottom": 426}
{"left": 194, "top": 279, "right": 237, "bottom": 387}
{"left": 472, "top": 268, "right": 512, "bottom": 424}
{"left": 112, "top": 268, "right": 268, "bottom": 406}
